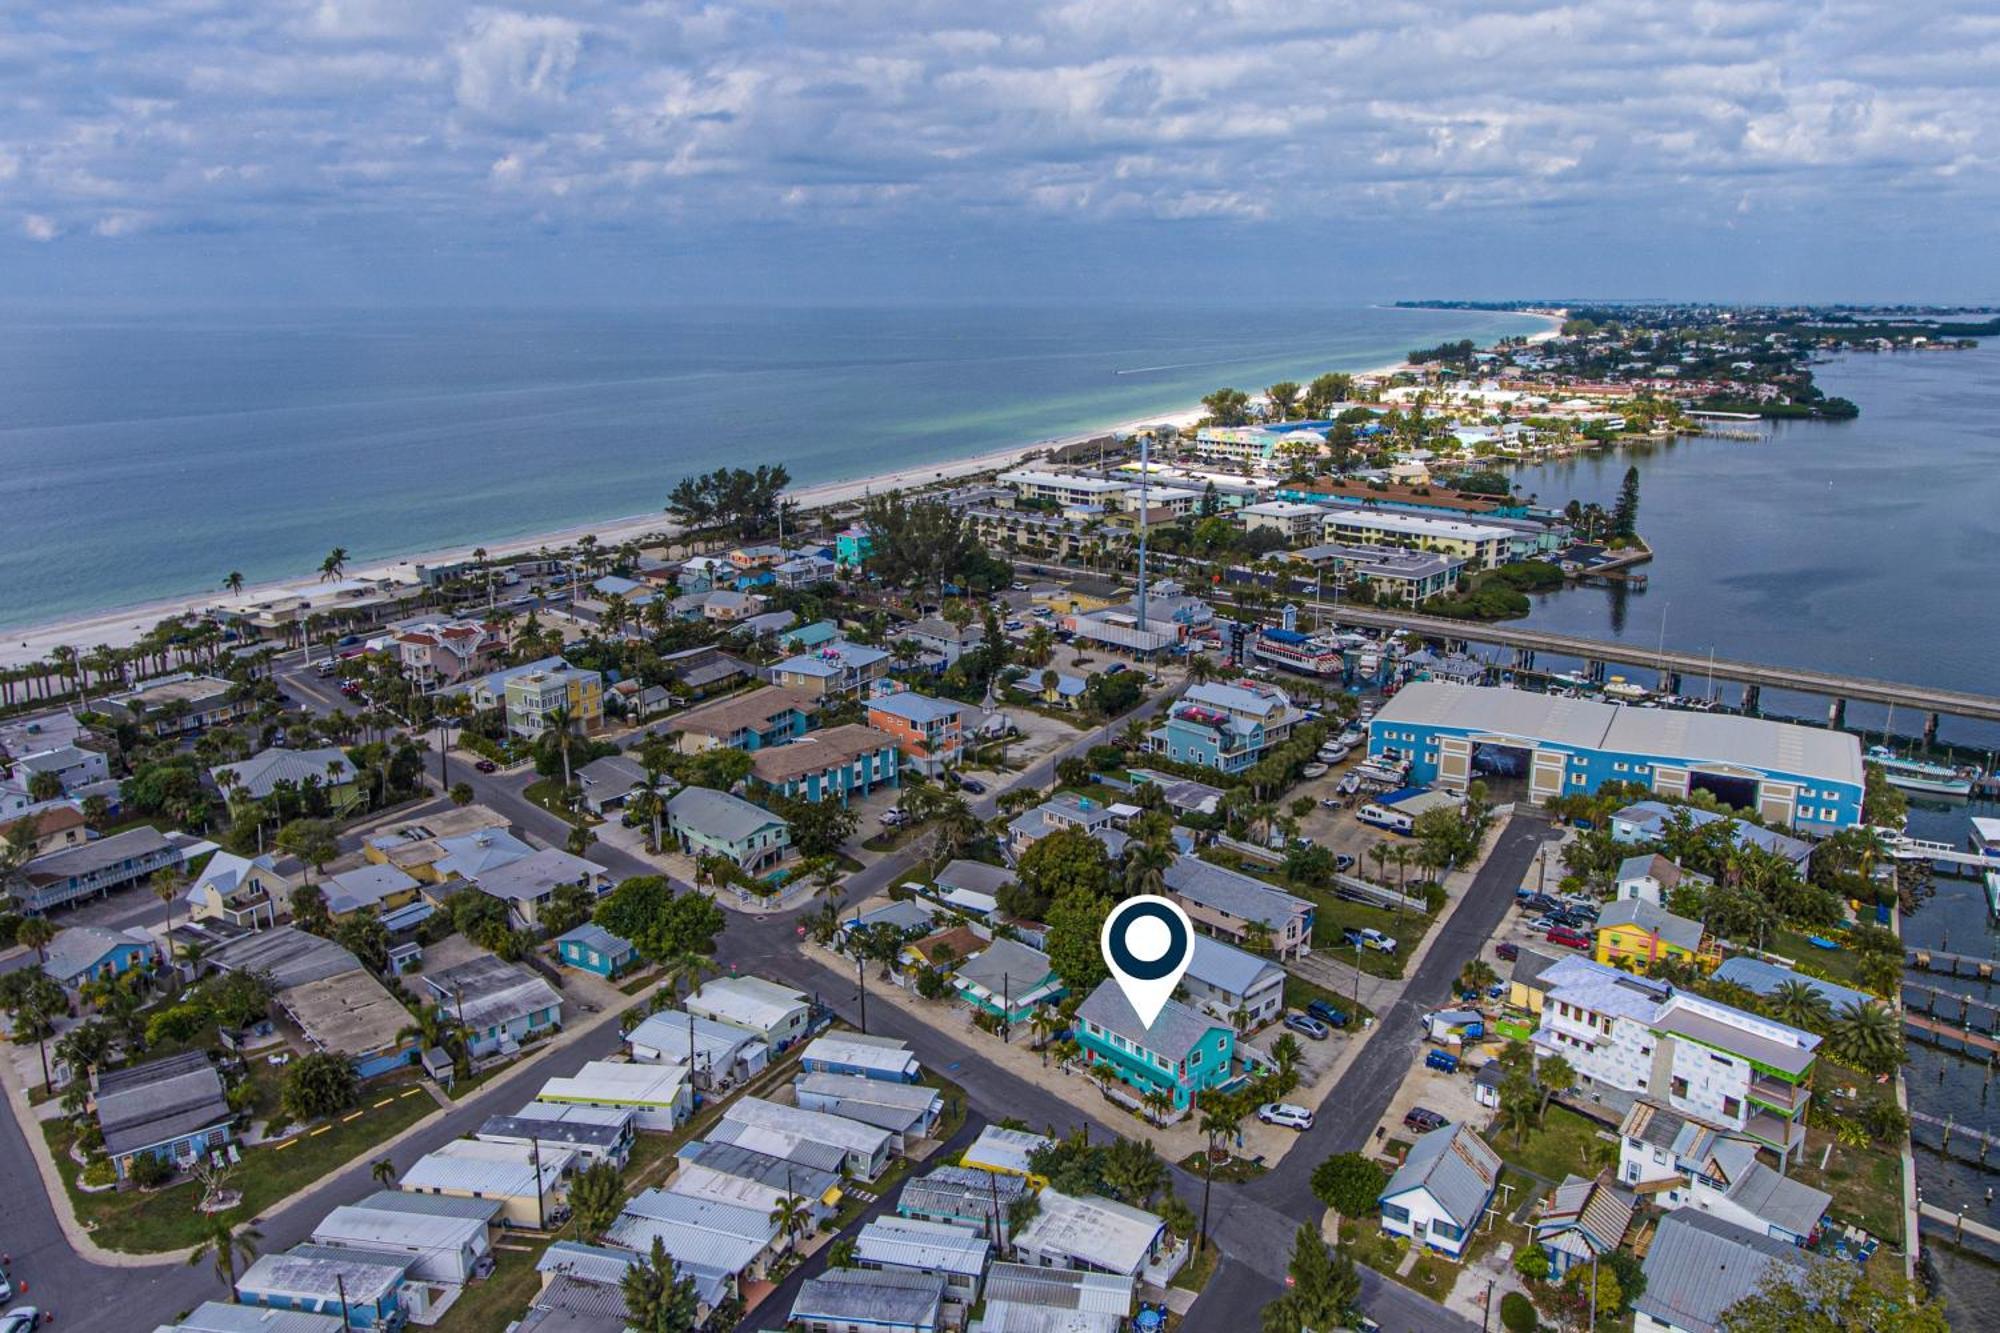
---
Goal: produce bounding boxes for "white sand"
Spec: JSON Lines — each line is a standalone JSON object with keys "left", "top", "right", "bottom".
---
{"left": 0, "top": 312, "right": 1561, "bottom": 671}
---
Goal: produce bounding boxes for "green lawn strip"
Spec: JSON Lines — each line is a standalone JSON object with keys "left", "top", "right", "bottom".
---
{"left": 1282, "top": 973, "right": 1376, "bottom": 1028}
{"left": 47, "top": 1078, "right": 438, "bottom": 1253}
{"left": 1171, "top": 1238, "right": 1221, "bottom": 1293}
{"left": 1199, "top": 848, "right": 1432, "bottom": 981}
{"left": 433, "top": 1242, "right": 552, "bottom": 1332}
{"left": 1176, "top": 1151, "right": 1267, "bottom": 1185}
{"left": 1790, "top": 1130, "right": 1904, "bottom": 1244}
{"left": 1771, "top": 930, "right": 1867, "bottom": 986}
{"left": 1496, "top": 1105, "right": 1610, "bottom": 1183}
{"left": 522, "top": 779, "right": 596, "bottom": 827}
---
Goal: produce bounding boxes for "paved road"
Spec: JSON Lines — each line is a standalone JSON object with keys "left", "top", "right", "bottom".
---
{"left": 1178, "top": 812, "right": 1559, "bottom": 1333}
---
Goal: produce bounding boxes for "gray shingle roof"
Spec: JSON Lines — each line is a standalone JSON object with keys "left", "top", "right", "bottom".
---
{"left": 954, "top": 938, "right": 1056, "bottom": 994}
{"left": 207, "top": 925, "right": 360, "bottom": 989}
{"left": 1633, "top": 1211, "right": 1813, "bottom": 1333}
{"left": 212, "top": 747, "right": 355, "bottom": 800}
{"left": 1076, "top": 979, "right": 1223, "bottom": 1064}
{"left": 935, "top": 858, "right": 1017, "bottom": 897}
{"left": 1379, "top": 1122, "right": 1500, "bottom": 1230}
{"left": 1162, "top": 855, "right": 1311, "bottom": 928}
{"left": 1724, "top": 1159, "right": 1830, "bottom": 1238}
{"left": 94, "top": 1050, "right": 233, "bottom": 1158}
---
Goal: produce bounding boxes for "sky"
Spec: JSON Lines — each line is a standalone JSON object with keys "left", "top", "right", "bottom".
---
{"left": 2, "top": 0, "right": 1997, "bottom": 307}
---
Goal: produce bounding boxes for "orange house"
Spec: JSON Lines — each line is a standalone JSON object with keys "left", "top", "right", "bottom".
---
{"left": 865, "top": 691, "right": 965, "bottom": 779}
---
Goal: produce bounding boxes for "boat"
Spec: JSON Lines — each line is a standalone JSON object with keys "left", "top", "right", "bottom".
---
{"left": 1301, "top": 763, "right": 1329, "bottom": 779}
{"left": 1985, "top": 870, "right": 2000, "bottom": 922}
{"left": 1318, "top": 744, "right": 1351, "bottom": 764}
{"left": 1602, "top": 676, "right": 1648, "bottom": 702}
{"left": 1250, "top": 627, "right": 1345, "bottom": 678}
{"left": 1865, "top": 745, "right": 1973, "bottom": 797}
{"left": 1336, "top": 726, "right": 1365, "bottom": 747}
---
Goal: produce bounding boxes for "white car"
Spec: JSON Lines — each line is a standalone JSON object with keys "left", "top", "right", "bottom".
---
{"left": 1359, "top": 928, "right": 1398, "bottom": 953}
{"left": 1257, "top": 1102, "right": 1315, "bottom": 1131}
{"left": 1, "top": 1311, "right": 40, "bottom": 1333}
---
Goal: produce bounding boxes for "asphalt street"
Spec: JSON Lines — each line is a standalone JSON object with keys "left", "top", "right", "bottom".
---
{"left": 0, "top": 665, "right": 1547, "bottom": 1333}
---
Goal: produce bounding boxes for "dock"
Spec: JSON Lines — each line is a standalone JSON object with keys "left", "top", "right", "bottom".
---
{"left": 1909, "top": 1110, "right": 2000, "bottom": 1168}
{"left": 1902, "top": 1011, "right": 2000, "bottom": 1055}
{"left": 1901, "top": 981, "right": 2000, "bottom": 1025}
{"left": 1903, "top": 948, "right": 1997, "bottom": 980}
{"left": 1918, "top": 1201, "right": 2000, "bottom": 1248}
{"left": 1883, "top": 836, "right": 2000, "bottom": 876}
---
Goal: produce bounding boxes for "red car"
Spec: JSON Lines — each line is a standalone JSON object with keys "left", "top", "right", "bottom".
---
{"left": 1546, "top": 925, "right": 1591, "bottom": 950}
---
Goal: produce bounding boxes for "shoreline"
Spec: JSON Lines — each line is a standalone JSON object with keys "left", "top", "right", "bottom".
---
{"left": 0, "top": 314, "right": 1562, "bottom": 670}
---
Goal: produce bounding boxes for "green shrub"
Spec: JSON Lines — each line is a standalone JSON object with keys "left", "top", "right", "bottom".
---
{"left": 126, "top": 1153, "right": 174, "bottom": 1188}
{"left": 1500, "top": 1289, "right": 1538, "bottom": 1332}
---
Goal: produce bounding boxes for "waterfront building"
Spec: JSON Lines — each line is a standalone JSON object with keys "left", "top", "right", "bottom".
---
{"left": 1148, "top": 678, "right": 1297, "bottom": 773}
{"left": 1632, "top": 1211, "right": 1812, "bottom": 1333}
{"left": 1370, "top": 682, "right": 1865, "bottom": 831}
{"left": 996, "top": 469, "right": 1134, "bottom": 508}
{"left": 1616, "top": 1100, "right": 1830, "bottom": 1246}
{"left": 1283, "top": 542, "right": 1466, "bottom": 605}
{"left": 1318, "top": 507, "right": 1517, "bottom": 570}
{"left": 1531, "top": 955, "right": 1817, "bottom": 1164}
{"left": 1610, "top": 801, "right": 1819, "bottom": 867}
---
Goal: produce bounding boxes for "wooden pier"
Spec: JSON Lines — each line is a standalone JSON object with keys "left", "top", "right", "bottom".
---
{"left": 1909, "top": 1110, "right": 2000, "bottom": 1168}
{"left": 1918, "top": 1201, "right": 2000, "bottom": 1248}
{"left": 1903, "top": 1011, "right": 2000, "bottom": 1055}
{"left": 1904, "top": 948, "right": 1997, "bottom": 980}
{"left": 1901, "top": 980, "right": 2000, "bottom": 1025}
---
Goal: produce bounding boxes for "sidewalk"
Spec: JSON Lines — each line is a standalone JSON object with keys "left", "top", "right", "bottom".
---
{"left": 0, "top": 972, "right": 645, "bottom": 1265}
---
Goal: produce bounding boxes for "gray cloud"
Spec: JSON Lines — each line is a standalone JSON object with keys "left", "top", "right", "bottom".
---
{"left": 1, "top": 0, "right": 1994, "bottom": 294}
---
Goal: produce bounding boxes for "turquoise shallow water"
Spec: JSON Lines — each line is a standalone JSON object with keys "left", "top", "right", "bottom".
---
{"left": 0, "top": 304, "right": 1545, "bottom": 630}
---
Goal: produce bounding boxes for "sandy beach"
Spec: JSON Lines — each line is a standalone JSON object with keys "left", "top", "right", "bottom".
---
{"left": 0, "top": 314, "right": 1561, "bottom": 671}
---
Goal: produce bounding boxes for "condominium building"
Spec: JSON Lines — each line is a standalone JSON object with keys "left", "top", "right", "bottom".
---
{"left": 502, "top": 664, "right": 603, "bottom": 739}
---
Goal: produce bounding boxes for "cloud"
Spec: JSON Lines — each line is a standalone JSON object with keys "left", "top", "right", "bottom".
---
{"left": 0, "top": 0, "right": 1993, "bottom": 295}
{"left": 21, "top": 214, "right": 60, "bottom": 241}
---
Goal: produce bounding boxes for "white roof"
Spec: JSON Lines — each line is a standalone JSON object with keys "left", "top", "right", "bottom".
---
{"left": 856, "top": 1215, "right": 990, "bottom": 1277}
{"left": 539, "top": 1060, "right": 689, "bottom": 1109}
{"left": 627, "top": 1009, "right": 767, "bottom": 1066}
{"left": 1321, "top": 507, "right": 1517, "bottom": 541}
{"left": 1016, "top": 1190, "right": 1165, "bottom": 1275}
{"left": 722, "top": 1095, "right": 894, "bottom": 1156}
{"left": 399, "top": 1138, "right": 574, "bottom": 1198}
{"left": 964, "top": 1125, "right": 1054, "bottom": 1176}
{"left": 1375, "top": 681, "right": 1863, "bottom": 786}
{"left": 801, "top": 1034, "right": 920, "bottom": 1078}
{"left": 688, "top": 975, "right": 808, "bottom": 1031}
{"left": 311, "top": 1202, "right": 487, "bottom": 1253}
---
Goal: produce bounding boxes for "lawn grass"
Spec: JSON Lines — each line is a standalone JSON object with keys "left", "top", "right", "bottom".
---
{"left": 433, "top": 1243, "right": 549, "bottom": 1331}
{"left": 1283, "top": 973, "right": 1377, "bottom": 1028}
{"left": 1171, "top": 1238, "right": 1221, "bottom": 1293}
{"left": 1772, "top": 929, "right": 1867, "bottom": 986}
{"left": 522, "top": 778, "right": 597, "bottom": 827}
{"left": 1198, "top": 847, "right": 1433, "bottom": 980}
{"left": 1791, "top": 1129, "right": 1905, "bottom": 1244}
{"left": 1495, "top": 1105, "right": 1610, "bottom": 1183}
{"left": 1177, "top": 1151, "right": 1268, "bottom": 1184}
{"left": 47, "top": 1078, "right": 439, "bottom": 1253}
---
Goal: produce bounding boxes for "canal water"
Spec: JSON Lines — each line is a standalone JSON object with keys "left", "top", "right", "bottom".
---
{"left": 1503, "top": 344, "right": 2000, "bottom": 1316}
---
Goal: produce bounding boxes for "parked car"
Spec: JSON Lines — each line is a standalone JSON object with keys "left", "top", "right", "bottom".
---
{"left": 1258, "top": 1102, "right": 1315, "bottom": 1131}
{"left": 880, "top": 809, "right": 908, "bottom": 827}
{"left": 958, "top": 776, "right": 987, "bottom": 795}
{"left": 1528, "top": 915, "right": 1559, "bottom": 933}
{"left": 1283, "top": 1013, "right": 1331, "bottom": 1041}
{"left": 1, "top": 1310, "right": 40, "bottom": 1333}
{"left": 1403, "top": 1106, "right": 1448, "bottom": 1133}
{"left": 1358, "top": 928, "right": 1398, "bottom": 953}
{"left": 474, "top": 758, "right": 499, "bottom": 774}
{"left": 1495, "top": 941, "right": 1520, "bottom": 962}
{"left": 1547, "top": 924, "right": 1592, "bottom": 950}
{"left": 1305, "top": 1000, "right": 1349, "bottom": 1029}
{"left": 1333, "top": 853, "right": 1356, "bottom": 872}
{"left": 1104, "top": 663, "right": 1126, "bottom": 675}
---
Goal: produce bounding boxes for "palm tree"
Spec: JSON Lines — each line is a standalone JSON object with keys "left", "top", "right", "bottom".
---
{"left": 1458, "top": 958, "right": 1497, "bottom": 995}
{"left": 223, "top": 571, "right": 245, "bottom": 596}
{"left": 770, "top": 1192, "right": 813, "bottom": 1248}
{"left": 187, "top": 1213, "right": 263, "bottom": 1301}
{"left": 16, "top": 914, "right": 56, "bottom": 964}
{"left": 1121, "top": 841, "right": 1173, "bottom": 899}
{"left": 153, "top": 864, "right": 189, "bottom": 963}
{"left": 1827, "top": 1000, "right": 1902, "bottom": 1074}
{"left": 370, "top": 1156, "right": 396, "bottom": 1187}
{"left": 319, "top": 547, "right": 348, "bottom": 583}
{"left": 545, "top": 705, "right": 577, "bottom": 789}
{"left": 628, "top": 788, "right": 663, "bottom": 854}
{"left": 1768, "top": 979, "right": 1834, "bottom": 1033}
{"left": 1535, "top": 1052, "right": 1575, "bottom": 1120}
{"left": 1141, "top": 1085, "right": 1173, "bottom": 1124}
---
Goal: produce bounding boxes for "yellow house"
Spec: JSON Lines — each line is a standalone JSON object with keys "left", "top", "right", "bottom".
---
{"left": 185, "top": 851, "right": 289, "bottom": 929}
{"left": 1506, "top": 947, "right": 1560, "bottom": 1016}
{"left": 1594, "top": 900, "right": 1719, "bottom": 974}
{"left": 322, "top": 864, "right": 424, "bottom": 920}
{"left": 962, "top": 1125, "right": 1053, "bottom": 1191}
{"left": 504, "top": 665, "right": 603, "bottom": 739}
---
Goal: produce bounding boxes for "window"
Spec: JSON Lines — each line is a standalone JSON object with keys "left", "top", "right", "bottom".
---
{"left": 1722, "top": 1096, "right": 1741, "bottom": 1118}
{"left": 1380, "top": 1201, "right": 1410, "bottom": 1224}
{"left": 1431, "top": 1219, "right": 1465, "bottom": 1242}
{"left": 1670, "top": 1076, "right": 1689, "bottom": 1099}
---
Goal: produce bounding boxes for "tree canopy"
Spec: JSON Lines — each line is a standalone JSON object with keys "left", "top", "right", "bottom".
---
{"left": 664, "top": 465, "right": 791, "bottom": 540}
{"left": 595, "top": 876, "right": 726, "bottom": 962}
{"left": 858, "top": 491, "right": 1008, "bottom": 598}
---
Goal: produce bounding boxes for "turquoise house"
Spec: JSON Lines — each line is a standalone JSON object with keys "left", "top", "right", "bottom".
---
{"left": 1075, "top": 980, "right": 1238, "bottom": 1114}
{"left": 835, "top": 525, "right": 874, "bottom": 571}
{"left": 555, "top": 923, "right": 639, "bottom": 978}
{"left": 40, "top": 925, "right": 157, "bottom": 993}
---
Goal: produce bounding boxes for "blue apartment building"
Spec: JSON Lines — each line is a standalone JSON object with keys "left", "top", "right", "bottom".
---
{"left": 1147, "top": 679, "right": 1297, "bottom": 774}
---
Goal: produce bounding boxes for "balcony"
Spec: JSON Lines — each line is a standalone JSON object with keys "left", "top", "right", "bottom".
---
{"left": 1743, "top": 1109, "right": 1808, "bottom": 1156}
{"left": 1748, "top": 1074, "right": 1808, "bottom": 1113}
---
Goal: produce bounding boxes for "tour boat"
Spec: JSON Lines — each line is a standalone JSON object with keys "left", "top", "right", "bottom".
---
{"left": 1251, "top": 627, "right": 1345, "bottom": 677}
{"left": 1865, "top": 745, "right": 1973, "bottom": 797}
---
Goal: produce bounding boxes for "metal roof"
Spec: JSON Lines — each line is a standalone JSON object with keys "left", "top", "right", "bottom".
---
{"left": 1633, "top": 1211, "right": 1812, "bottom": 1333}
{"left": 953, "top": 938, "right": 1056, "bottom": 995}
{"left": 1709, "top": 956, "right": 1873, "bottom": 1015}
{"left": 1723, "top": 1159, "right": 1830, "bottom": 1238}
{"left": 1184, "top": 932, "right": 1284, "bottom": 999}
{"left": 604, "top": 1188, "right": 776, "bottom": 1275}
{"left": 208, "top": 925, "right": 361, "bottom": 989}
{"left": 399, "top": 1138, "right": 573, "bottom": 1197}
{"left": 554, "top": 923, "right": 632, "bottom": 958}
{"left": 1014, "top": 1191, "right": 1165, "bottom": 1276}
{"left": 795, "top": 1072, "right": 940, "bottom": 1114}
{"left": 856, "top": 1216, "right": 990, "bottom": 1277}
{"left": 981, "top": 1262, "right": 1134, "bottom": 1314}
{"left": 422, "top": 954, "right": 562, "bottom": 1031}
{"left": 234, "top": 1245, "right": 409, "bottom": 1305}
{"left": 311, "top": 1201, "right": 487, "bottom": 1253}
{"left": 899, "top": 1164, "right": 1027, "bottom": 1222}
{"left": 154, "top": 1302, "right": 343, "bottom": 1332}
{"left": 536, "top": 1240, "right": 636, "bottom": 1287}
{"left": 686, "top": 975, "right": 807, "bottom": 1031}
{"left": 471, "top": 847, "right": 605, "bottom": 901}
{"left": 706, "top": 1119, "right": 849, "bottom": 1174}
{"left": 1380, "top": 1122, "right": 1500, "bottom": 1230}
{"left": 479, "top": 1114, "right": 628, "bottom": 1151}
{"left": 626, "top": 1009, "right": 767, "bottom": 1067}
{"left": 722, "top": 1096, "right": 893, "bottom": 1155}
{"left": 1535, "top": 1174, "right": 1635, "bottom": 1258}
{"left": 94, "top": 1051, "right": 233, "bottom": 1158}
{"left": 667, "top": 786, "right": 789, "bottom": 844}
{"left": 934, "top": 858, "right": 1017, "bottom": 897}
{"left": 963, "top": 1126, "right": 1054, "bottom": 1177}
{"left": 26, "top": 825, "right": 178, "bottom": 882}
{"left": 800, "top": 1034, "right": 920, "bottom": 1077}
{"left": 352, "top": 1188, "right": 502, "bottom": 1224}
{"left": 539, "top": 1060, "right": 688, "bottom": 1109}
{"left": 212, "top": 747, "right": 355, "bottom": 800}
{"left": 791, "top": 1267, "right": 946, "bottom": 1326}
{"left": 321, "top": 864, "right": 420, "bottom": 915}
{"left": 677, "top": 1139, "right": 840, "bottom": 1204}
{"left": 1377, "top": 681, "right": 1862, "bottom": 786}
{"left": 1597, "top": 899, "right": 1706, "bottom": 954}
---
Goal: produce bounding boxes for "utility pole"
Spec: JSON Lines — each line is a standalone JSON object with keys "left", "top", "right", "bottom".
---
{"left": 856, "top": 950, "right": 868, "bottom": 1035}
{"left": 335, "top": 1273, "right": 351, "bottom": 1327}
{"left": 531, "top": 1133, "right": 547, "bottom": 1230}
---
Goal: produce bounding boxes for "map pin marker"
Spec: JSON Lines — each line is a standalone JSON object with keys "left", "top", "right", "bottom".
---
{"left": 1101, "top": 894, "right": 1195, "bottom": 1029}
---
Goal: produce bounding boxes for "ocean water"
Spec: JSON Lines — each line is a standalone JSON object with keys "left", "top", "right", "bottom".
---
{"left": 0, "top": 304, "right": 1546, "bottom": 631}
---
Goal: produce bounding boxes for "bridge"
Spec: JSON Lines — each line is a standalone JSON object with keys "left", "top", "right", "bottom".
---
{"left": 1296, "top": 601, "right": 2000, "bottom": 737}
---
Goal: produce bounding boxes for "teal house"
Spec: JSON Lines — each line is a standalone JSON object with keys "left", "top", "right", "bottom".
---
{"left": 950, "top": 938, "right": 1065, "bottom": 1025}
{"left": 1075, "top": 979, "right": 1238, "bottom": 1114}
{"left": 555, "top": 923, "right": 638, "bottom": 978}
{"left": 835, "top": 525, "right": 874, "bottom": 571}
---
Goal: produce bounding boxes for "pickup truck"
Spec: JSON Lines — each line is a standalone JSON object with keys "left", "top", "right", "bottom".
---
{"left": 1305, "top": 1000, "right": 1349, "bottom": 1029}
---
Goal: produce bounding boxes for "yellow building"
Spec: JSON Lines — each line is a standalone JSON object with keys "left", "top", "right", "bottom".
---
{"left": 504, "top": 665, "right": 603, "bottom": 739}
{"left": 1594, "top": 900, "right": 1719, "bottom": 974}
